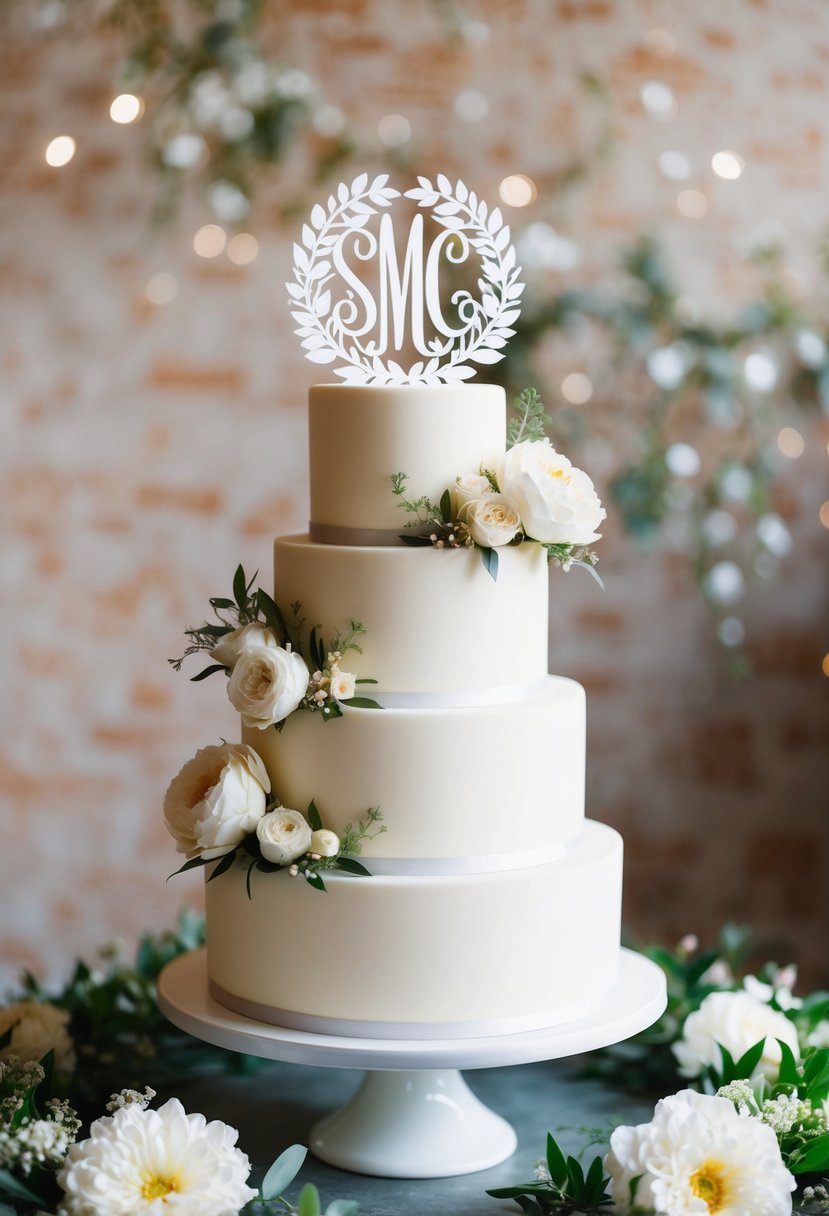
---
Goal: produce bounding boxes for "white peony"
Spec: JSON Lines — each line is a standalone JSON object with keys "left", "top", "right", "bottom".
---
{"left": 0, "top": 1001, "right": 75, "bottom": 1073}
{"left": 226, "top": 631, "right": 309, "bottom": 729}
{"left": 208, "top": 621, "right": 270, "bottom": 669}
{"left": 673, "top": 990, "right": 800, "bottom": 1083}
{"left": 462, "top": 493, "right": 522, "bottom": 548}
{"left": 58, "top": 1096, "right": 257, "bottom": 1216}
{"left": 329, "top": 667, "right": 356, "bottom": 701}
{"left": 310, "top": 828, "right": 340, "bottom": 858}
{"left": 606, "top": 1088, "right": 795, "bottom": 1215}
{"left": 452, "top": 472, "right": 491, "bottom": 514}
{"left": 256, "top": 808, "right": 312, "bottom": 865}
{"left": 164, "top": 743, "right": 270, "bottom": 860}
{"left": 498, "top": 438, "right": 606, "bottom": 544}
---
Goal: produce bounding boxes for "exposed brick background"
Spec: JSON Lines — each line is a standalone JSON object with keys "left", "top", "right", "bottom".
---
{"left": 1, "top": 0, "right": 828, "bottom": 992}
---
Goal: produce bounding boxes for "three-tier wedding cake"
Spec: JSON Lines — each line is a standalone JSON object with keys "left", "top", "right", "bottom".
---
{"left": 163, "top": 175, "right": 623, "bottom": 1041}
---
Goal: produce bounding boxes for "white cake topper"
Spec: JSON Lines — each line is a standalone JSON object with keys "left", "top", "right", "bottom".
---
{"left": 287, "top": 173, "right": 524, "bottom": 385}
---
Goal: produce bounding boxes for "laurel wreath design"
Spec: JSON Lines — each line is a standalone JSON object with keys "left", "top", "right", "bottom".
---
{"left": 286, "top": 173, "right": 524, "bottom": 385}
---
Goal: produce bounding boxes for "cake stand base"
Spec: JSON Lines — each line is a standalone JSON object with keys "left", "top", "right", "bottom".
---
{"left": 157, "top": 947, "right": 665, "bottom": 1179}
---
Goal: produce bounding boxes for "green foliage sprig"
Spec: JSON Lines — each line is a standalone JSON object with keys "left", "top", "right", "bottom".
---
{"left": 487, "top": 1132, "right": 612, "bottom": 1214}
{"left": 508, "top": 387, "right": 552, "bottom": 447}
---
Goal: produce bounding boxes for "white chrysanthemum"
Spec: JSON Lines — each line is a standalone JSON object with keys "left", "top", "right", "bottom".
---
{"left": 673, "top": 990, "right": 800, "bottom": 1083}
{"left": 0, "top": 1001, "right": 75, "bottom": 1073}
{"left": 606, "top": 1089, "right": 795, "bottom": 1215}
{"left": 58, "top": 1097, "right": 257, "bottom": 1216}
{"left": 164, "top": 742, "right": 271, "bottom": 860}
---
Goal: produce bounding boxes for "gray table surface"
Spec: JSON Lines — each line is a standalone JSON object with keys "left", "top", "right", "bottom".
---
{"left": 162, "top": 1056, "right": 657, "bottom": 1215}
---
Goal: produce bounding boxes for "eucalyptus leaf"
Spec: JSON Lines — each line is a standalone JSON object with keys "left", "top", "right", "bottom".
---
{"left": 261, "top": 1143, "right": 307, "bottom": 1200}
{"left": 573, "top": 558, "right": 605, "bottom": 588}
{"left": 324, "top": 1201, "right": 359, "bottom": 1216}
{"left": 479, "top": 545, "right": 499, "bottom": 581}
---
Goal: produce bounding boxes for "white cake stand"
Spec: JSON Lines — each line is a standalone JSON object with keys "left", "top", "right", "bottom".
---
{"left": 158, "top": 947, "right": 665, "bottom": 1179}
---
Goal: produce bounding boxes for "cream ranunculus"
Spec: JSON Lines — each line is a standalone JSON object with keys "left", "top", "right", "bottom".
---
{"left": 0, "top": 1001, "right": 75, "bottom": 1073}
{"left": 164, "top": 743, "right": 270, "bottom": 860}
{"left": 498, "top": 438, "right": 606, "bottom": 544}
{"left": 329, "top": 667, "right": 356, "bottom": 701}
{"left": 310, "top": 828, "right": 340, "bottom": 858}
{"left": 256, "top": 808, "right": 312, "bottom": 865}
{"left": 463, "top": 492, "right": 522, "bottom": 548}
{"left": 451, "top": 472, "right": 492, "bottom": 515}
{"left": 208, "top": 621, "right": 270, "bottom": 669}
{"left": 58, "top": 1097, "right": 257, "bottom": 1216}
{"left": 673, "top": 990, "right": 800, "bottom": 1083}
{"left": 226, "top": 632, "right": 310, "bottom": 729}
{"left": 606, "top": 1088, "right": 795, "bottom": 1215}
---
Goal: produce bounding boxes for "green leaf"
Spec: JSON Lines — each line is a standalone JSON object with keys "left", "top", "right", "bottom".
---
{"left": 398, "top": 534, "right": 434, "bottom": 546}
{"left": 336, "top": 857, "right": 371, "bottom": 877}
{"left": 585, "top": 1154, "right": 608, "bottom": 1202}
{"left": 206, "top": 850, "right": 238, "bottom": 883}
{"left": 354, "top": 678, "right": 378, "bottom": 685}
{"left": 440, "top": 488, "right": 452, "bottom": 523}
{"left": 321, "top": 699, "right": 343, "bottom": 721}
{"left": 167, "top": 855, "right": 210, "bottom": 880}
{"left": 776, "top": 1038, "right": 800, "bottom": 1085}
{"left": 479, "top": 545, "right": 499, "bottom": 581}
{"left": 572, "top": 558, "right": 605, "bottom": 588}
{"left": 486, "top": 1185, "right": 550, "bottom": 1199}
{"left": 256, "top": 588, "right": 288, "bottom": 645}
{"left": 298, "top": 1182, "right": 321, "bottom": 1216}
{"left": 0, "top": 1024, "right": 15, "bottom": 1051}
{"left": 305, "top": 872, "right": 327, "bottom": 892}
{"left": 566, "top": 1155, "right": 585, "bottom": 1195}
{"left": 733, "top": 1037, "right": 766, "bottom": 1080}
{"left": 261, "top": 1143, "right": 307, "bottom": 1200}
{"left": 546, "top": 1132, "right": 568, "bottom": 1188}
{"left": 209, "top": 597, "right": 236, "bottom": 610}
{"left": 324, "top": 1201, "right": 359, "bottom": 1216}
{"left": 190, "top": 663, "right": 228, "bottom": 682}
{"left": 790, "top": 1130, "right": 829, "bottom": 1173}
{"left": 0, "top": 1170, "right": 46, "bottom": 1204}
{"left": 245, "top": 859, "right": 257, "bottom": 900}
{"left": 233, "top": 564, "right": 247, "bottom": 609}
{"left": 307, "top": 799, "right": 323, "bottom": 831}
{"left": 343, "top": 696, "right": 384, "bottom": 710}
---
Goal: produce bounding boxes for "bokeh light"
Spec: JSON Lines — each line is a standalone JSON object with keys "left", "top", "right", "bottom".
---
{"left": 711, "top": 150, "right": 744, "bottom": 180}
{"left": 776, "top": 427, "right": 805, "bottom": 459}
{"left": 377, "top": 114, "right": 411, "bottom": 147}
{"left": 110, "top": 93, "right": 143, "bottom": 124}
{"left": 560, "top": 373, "right": 593, "bottom": 404}
{"left": 45, "top": 135, "right": 76, "bottom": 167}
{"left": 676, "top": 189, "right": 708, "bottom": 219}
{"left": 227, "top": 233, "right": 259, "bottom": 265}
{"left": 499, "top": 174, "right": 537, "bottom": 207}
{"left": 193, "top": 224, "right": 227, "bottom": 258}
{"left": 145, "top": 272, "right": 179, "bottom": 305}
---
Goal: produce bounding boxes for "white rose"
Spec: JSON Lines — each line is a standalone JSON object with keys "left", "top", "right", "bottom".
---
{"left": 310, "top": 828, "right": 340, "bottom": 858}
{"left": 606, "top": 1089, "right": 795, "bottom": 1214}
{"left": 227, "top": 635, "right": 309, "bottom": 728}
{"left": 452, "top": 472, "right": 491, "bottom": 515}
{"left": 463, "top": 493, "right": 522, "bottom": 547}
{"left": 329, "top": 667, "right": 356, "bottom": 701}
{"left": 499, "top": 438, "right": 606, "bottom": 544}
{"left": 673, "top": 990, "right": 800, "bottom": 1083}
{"left": 0, "top": 1001, "right": 75, "bottom": 1073}
{"left": 256, "top": 808, "right": 312, "bottom": 864}
{"left": 164, "top": 743, "right": 270, "bottom": 860}
{"left": 209, "top": 621, "right": 271, "bottom": 669}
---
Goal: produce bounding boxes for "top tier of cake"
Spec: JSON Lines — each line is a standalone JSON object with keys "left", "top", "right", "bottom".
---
{"left": 308, "top": 383, "right": 505, "bottom": 539}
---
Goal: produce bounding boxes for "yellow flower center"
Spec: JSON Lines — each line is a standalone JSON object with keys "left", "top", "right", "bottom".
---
{"left": 141, "top": 1173, "right": 180, "bottom": 1202}
{"left": 689, "top": 1162, "right": 727, "bottom": 1212}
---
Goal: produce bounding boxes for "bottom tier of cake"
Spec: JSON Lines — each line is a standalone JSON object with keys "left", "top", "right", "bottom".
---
{"left": 205, "top": 820, "right": 622, "bottom": 1039}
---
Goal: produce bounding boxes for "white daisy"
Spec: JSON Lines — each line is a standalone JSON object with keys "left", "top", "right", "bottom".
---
{"left": 606, "top": 1089, "right": 795, "bottom": 1215}
{"left": 58, "top": 1097, "right": 257, "bottom": 1215}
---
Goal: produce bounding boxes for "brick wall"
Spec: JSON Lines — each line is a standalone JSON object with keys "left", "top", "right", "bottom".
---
{"left": 2, "top": 0, "right": 827, "bottom": 990}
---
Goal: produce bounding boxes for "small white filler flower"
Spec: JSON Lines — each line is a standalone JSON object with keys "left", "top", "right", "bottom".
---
{"left": 58, "top": 1096, "right": 257, "bottom": 1216}
{"left": 606, "top": 1088, "right": 795, "bottom": 1215}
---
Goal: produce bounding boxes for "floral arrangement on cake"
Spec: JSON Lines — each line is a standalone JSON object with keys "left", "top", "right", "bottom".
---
{"left": 170, "top": 564, "right": 382, "bottom": 728}
{"left": 392, "top": 387, "right": 606, "bottom": 581}
{"left": 164, "top": 741, "right": 384, "bottom": 893}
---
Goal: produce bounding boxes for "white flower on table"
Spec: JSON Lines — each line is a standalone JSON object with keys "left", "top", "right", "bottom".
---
{"left": 164, "top": 743, "right": 270, "bottom": 860}
{"left": 606, "top": 1088, "right": 795, "bottom": 1215}
{"left": 462, "top": 492, "right": 522, "bottom": 548}
{"left": 257, "top": 807, "right": 313, "bottom": 865}
{"left": 0, "top": 1001, "right": 75, "bottom": 1073}
{"left": 58, "top": 1096, "right": 256, "bottom": 1216}
{"left": 673, "top": 989, "right": 800, "bottom": 1083}
{"left": 498, "top": 438, "right": 606, "bottom": 544}
{"left": 225, "top": 627, "right": 310, "bottom": 729}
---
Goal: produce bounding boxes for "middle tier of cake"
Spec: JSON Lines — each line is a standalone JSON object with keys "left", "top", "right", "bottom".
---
{"left": 245, "top": 675, "right": 584, "bottom": 865}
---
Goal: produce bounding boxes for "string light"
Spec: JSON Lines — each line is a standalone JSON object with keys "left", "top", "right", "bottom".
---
{"left": 377, "top": 114, "right": 411, "bottom": 148}
{"left": 227, "top": 233, "right": 259, "bottom": 265}
{"left": 454, "top": 89, "right": 488, "bottom": 123}
{"left": 110, "top": 93, "right": 143, "bottom": 124}
{"left": 45, "top": 135, "right": 76, "bottom": 167}
{"left": 193, "top": 224, "right": 226, "bottom": 258}
{"left": 711, "top": 150, "right": 744, "bottom": 180}
{"left": 676, "top": 189, "right": 708, "bottom": 219}
{"left": 145, "top": 272, "right": 178, "bottom": 305}
{"left": 640, "top": 81, "right": 676, "bottom": 120}
{"left": 499, "top": 174, "right": 537, "bottom": 207}
{"left": 560, "top": 373, "right": 592, "bottom": 404}
{"left": 776, "top": 427, "right": 805, "bottom": 459}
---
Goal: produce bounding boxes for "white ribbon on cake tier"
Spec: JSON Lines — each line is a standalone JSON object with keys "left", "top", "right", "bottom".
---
{"left": 207, "top": 979, "right": 611, "bottom": 1040}
{"left": 351, "top": 677, "right": 551, "bottom": 711}
{"left": 309, "top": 522, "right": 414, "bottom": 546}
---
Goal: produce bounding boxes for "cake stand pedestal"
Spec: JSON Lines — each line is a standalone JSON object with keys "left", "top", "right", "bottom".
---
{"left": 158, "top": 947, "right": 665, "bottom": 1179}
